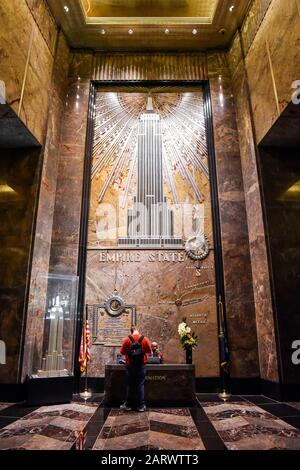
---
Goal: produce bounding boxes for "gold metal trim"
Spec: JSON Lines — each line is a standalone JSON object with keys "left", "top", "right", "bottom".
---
{"left": 18, "top": 24, "right": 35, "bottom": 117}
{"left": 79, "top": 0, "right": 218, "bottom": 25}
{"left": 265, "top": 38, "right": 280, "bottom": 117}
{"left": 84, "top": 17, "right": 213, "bottom": 25}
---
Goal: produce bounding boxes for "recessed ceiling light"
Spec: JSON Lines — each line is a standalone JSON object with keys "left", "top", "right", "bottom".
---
{"left": 165, "top": 28, "right": 170, "bottom": 34}
{"left": 63, "top": 5, "right": 69, "bottom": 13}
{"left": 192, "top": 29, "right": 198, "bottom": 35}
{"left": 128, "top": 29, "right": 134, "bottom": 35}
{"left": 101, "top": 29, "right": 106, "bottom": 35}
{"left": 229, "top": 5, "right": 235, "bottom": 12}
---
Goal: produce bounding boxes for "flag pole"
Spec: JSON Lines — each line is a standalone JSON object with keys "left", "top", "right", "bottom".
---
{"left": 80, "top": 304, "right": 92, "bottom": 400}
{"left": 218, "top": 296, "right": 231, "bottom": 401}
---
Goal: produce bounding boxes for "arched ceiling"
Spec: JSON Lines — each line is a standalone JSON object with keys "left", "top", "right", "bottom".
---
{"left": 46, "top": 0, "right": 251, "bottom": 51}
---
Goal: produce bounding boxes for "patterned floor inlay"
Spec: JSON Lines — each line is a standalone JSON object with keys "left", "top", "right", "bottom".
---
{"left": 93, "top": 409, "right": 205, "bottom": 450}
{"left": 0, "top": 402, "right": 99, "bottom": 450}
{"left": 202, "top": 401, "right": 300, "bottom": 450}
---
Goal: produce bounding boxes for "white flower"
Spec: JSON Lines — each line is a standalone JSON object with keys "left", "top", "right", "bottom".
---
{"left": 186, "top": 327, "right": 191, "bottom": 333}
{"left": 178, "top": 322, "right": 187, "bottom": 336}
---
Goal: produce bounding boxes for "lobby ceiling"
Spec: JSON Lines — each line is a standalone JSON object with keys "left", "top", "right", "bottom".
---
{"left": 46, "top": 0, "right": 251, "bottom": 51}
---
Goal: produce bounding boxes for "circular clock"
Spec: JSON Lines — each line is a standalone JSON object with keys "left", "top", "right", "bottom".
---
{"left": 104, "top": 293, "right": 126, "bottom": 317}
{"left": 185, "top": 233, "right": 210, "bottom": 261}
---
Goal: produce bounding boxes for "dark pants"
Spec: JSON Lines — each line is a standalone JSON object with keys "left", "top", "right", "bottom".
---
{"left": 125, "top": 364, "right": 146, "bottom": 409}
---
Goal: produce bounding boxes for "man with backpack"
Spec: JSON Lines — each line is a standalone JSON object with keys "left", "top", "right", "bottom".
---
{"left": 120, "top": 325, "right": 152, "bottom": 412}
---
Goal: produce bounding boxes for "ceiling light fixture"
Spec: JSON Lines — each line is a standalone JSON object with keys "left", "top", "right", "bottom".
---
{"left": 128, "top": 29, "right": 134, "bottom": 35}
{"left": 63, "top": 5, "right": 69, "bottom": 13}
{"left": 192, "top": 29, "right": 198, "bottom": 35}
{"left": 229, "top": 5, "right": 235, "bottom": 12}
{"left": 165, "top": 28, "right": 170, "bottom": 34}
{"left": 101, "top": 29, "right": 106, "bottom": 35}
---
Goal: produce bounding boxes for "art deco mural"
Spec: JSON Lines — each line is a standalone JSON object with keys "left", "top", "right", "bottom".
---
{"left": 85, "top": 86, "right": 219, "bottom": 377}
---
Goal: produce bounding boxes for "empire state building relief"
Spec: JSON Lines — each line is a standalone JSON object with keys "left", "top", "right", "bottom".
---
{"left": 119, "top": 96, "right": 182, "bottom": 248}
{"left": 84, "top": 86, "right": 219, "bottom": 377}
{"left": 88, "top": 87, "right": 211, "bottom": 251}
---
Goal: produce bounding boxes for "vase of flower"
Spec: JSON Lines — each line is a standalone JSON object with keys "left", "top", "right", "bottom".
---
{"left": 185, "top": 347, "right": 193, "bottom": 364}
{"left": 178, "top": 318, "right": 198, "bottom": 365}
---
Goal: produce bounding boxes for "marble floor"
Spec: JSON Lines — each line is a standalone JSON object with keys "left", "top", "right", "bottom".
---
{"left": 93, "top": 408, "right": 205, "bottom": 450}
{"left": 202, "top": 401, "right": 300, "bottom": 450}
{"left": 0, "top": 396, "right": 300, "bottom": 451}
{"left": 0, "top": 402, "right": 99, "bottom": 450}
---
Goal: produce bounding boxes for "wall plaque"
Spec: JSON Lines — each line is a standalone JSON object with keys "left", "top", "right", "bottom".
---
{"left": 91, "top": 291, "right": 137, "bottom": 347}
{"left": 94, "top": 309, "right": 132, "bottom": 347}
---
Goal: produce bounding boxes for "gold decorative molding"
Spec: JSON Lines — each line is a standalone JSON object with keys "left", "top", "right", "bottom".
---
{"left": 92, "top": 53, "right": 208, "bottom": 81}
{"left": 80, "top": 0, "right": 218, "bottom": 25}
{"left": 18, "top": 24, "right": 36, "bottom": 117}
{"left": 265, "top": 38, "right": 280, "bottom": 117}
{"left": 47, "top": 0, "right": 250, "bottom": 51}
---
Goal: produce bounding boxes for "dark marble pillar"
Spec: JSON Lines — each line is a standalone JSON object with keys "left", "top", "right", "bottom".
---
{"left": 228, "top": 34, "right": 279, "bottom": 383}
{"left": 207, "top": 51, "right": 260, "bottom": 379}
{"left": 48, "top": 53, "right": 94, "bottom": 275}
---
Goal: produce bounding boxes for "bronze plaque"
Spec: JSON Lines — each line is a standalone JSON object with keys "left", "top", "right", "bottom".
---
{"left": 94, "top": 308, "right": 131, "bottom": 347}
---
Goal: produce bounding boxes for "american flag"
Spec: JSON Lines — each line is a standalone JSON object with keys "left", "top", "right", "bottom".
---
{"left": 79, "top": 305, "right": 91, "bottom": 373}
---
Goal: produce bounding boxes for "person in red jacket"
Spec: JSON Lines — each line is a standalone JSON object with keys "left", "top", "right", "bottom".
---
{"left": 120, "top": 325, "right": 151, "bottom": 412}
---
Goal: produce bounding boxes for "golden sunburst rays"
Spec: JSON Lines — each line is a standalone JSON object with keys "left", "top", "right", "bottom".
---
{"left": 92, "top": 89, "right": 209, "bottom": 206}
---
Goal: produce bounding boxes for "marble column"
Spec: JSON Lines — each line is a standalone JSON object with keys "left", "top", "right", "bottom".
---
{"left": 207, "top": 51, "right": 260, "bottom": 379}
{"left": 228, "top": 34, "right": 279, "bottom": 383}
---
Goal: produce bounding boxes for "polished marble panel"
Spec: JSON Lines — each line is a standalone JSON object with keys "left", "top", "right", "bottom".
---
{"left": 202, "top": 401, "right": 300, "bottom": 450}
{"left": 2, "top": 398, "right": 300, "bottom": 450}
{"left": 92, "top": 408, "right": 205, "bottom": 450}
{"left": 207, "top": 51, "right": 259, "bottom": 378}
{"left": 0, "top": 402, "right": 98, "bottom": 451}
{"left": 229, "top": 34, "right": 279, "bottom": 383}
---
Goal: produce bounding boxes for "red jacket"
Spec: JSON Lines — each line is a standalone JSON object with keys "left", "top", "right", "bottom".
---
{"left": 120, "top": 334, "right": 151, "bottom": 365}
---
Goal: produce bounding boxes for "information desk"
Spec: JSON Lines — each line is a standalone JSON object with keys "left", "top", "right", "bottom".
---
{"left": 105, "top": 364, "right": 196, "bottom": 406}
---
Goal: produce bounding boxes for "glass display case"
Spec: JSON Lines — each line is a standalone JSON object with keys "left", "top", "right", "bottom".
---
{"left": 31, "top": 273, "right": 79, "bottom": 379}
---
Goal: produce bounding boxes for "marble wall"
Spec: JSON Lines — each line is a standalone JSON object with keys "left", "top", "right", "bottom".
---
{"left": 48, "top": 65, "right": 91, "bottom": 276}
{"left": 228, "top": 34, "right": 279, "bottom": 382}
{"left": 3, "top": 0, "right": 298, "bottom": 388}
{"left": 0, "top": 0, "right": 57, "bottom": 144}
{"left": 207, "top": 52, "right": 260, "bottom": 379}
{"left": 238, "top": 0, "right": 300, "bottom": 143}
{"left": 0, "top": 0, "right": 61, "bottom": 383}
{"left": 42, "top": 51, "right": 259, "bottom": 379}
{"left": 1, "top": 38, "right": 277, "bottom": 383}
{"left": 226, "top": 0, "right": 300, "bottom": 384}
